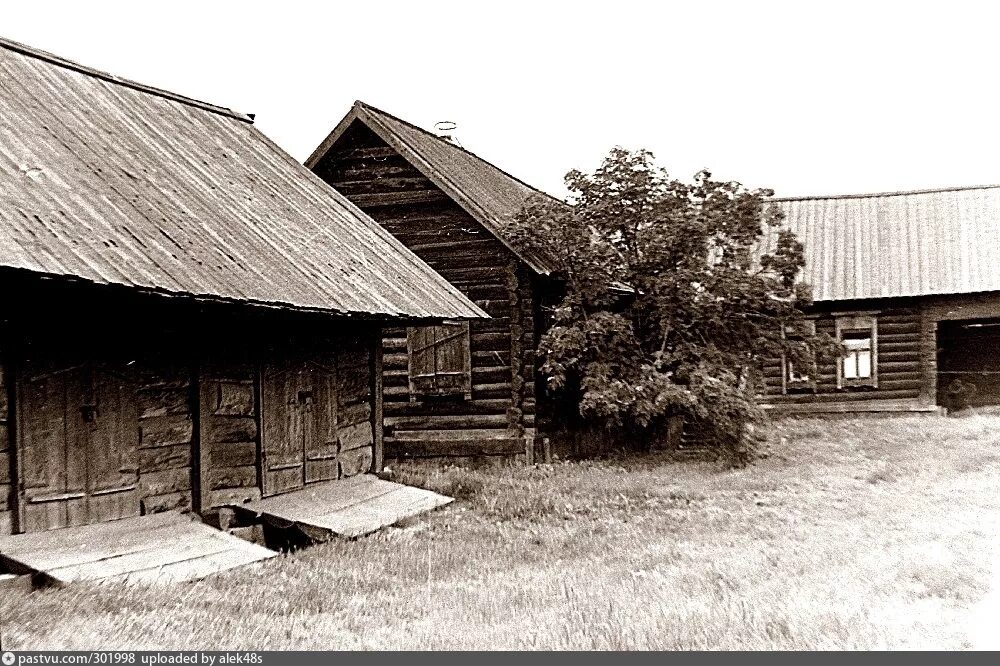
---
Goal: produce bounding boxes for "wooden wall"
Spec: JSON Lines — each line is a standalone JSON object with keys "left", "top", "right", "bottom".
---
{"left": 762, "top": 304, "right": 925, "bottom": 408}
{"left": 199, "top": 361, "right": 260, "bottom": 510}
{"left": 0, "top": 361, "right": 11, "bottom": 534}
{"left": 0, "top": 275, "right": 384, "bottom": 534}
{"left": 313, "top": 122, "right": 536, "bottom": 460}
{"left": 199, "top": 333, "right": 377, "bottom": 512}
{"left": 336, "top": 335, "right": 377, "bottom": 476}
{"left": 763, "top": 291, "right": 1000, "bottom": 412}
{"left": 137, "top": 362, "right": 196, "bottom": 515}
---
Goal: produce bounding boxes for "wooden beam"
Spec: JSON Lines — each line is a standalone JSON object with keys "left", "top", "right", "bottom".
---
{"left": 370, "top": 331, "right": 384, "bottom": 474}
{"left": 349, "top": 190, "right": 450, "bottom": 208}
{"left": 384, "top": 437, "right": 526, "bottom": 458}
{"left": 5, "top": 352, "right": 20, "bottom": 535}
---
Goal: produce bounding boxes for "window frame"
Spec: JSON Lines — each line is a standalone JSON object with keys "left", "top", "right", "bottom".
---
{"left": 781, "top": 319, "right": 817, "bottom": 394}
{"left": 835, "top": 314, "right": 878, "bottom": 389}
{"left": 406, "top": 321, "right": 473, "bottom": 401}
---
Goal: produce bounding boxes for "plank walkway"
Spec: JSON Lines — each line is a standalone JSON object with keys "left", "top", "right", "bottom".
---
{"left": 0, "top": 511, "right": 277, "bottom": 585}
{"left": 232, "top": 474, "right": 453, "bottom": 539}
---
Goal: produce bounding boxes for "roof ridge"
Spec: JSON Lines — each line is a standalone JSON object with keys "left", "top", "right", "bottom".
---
{"left": 770, "top": 183, "right": 1000, "bottom": 203}
{"left": 354, "top": 100, "right": 563, "bottom": 204}
{"left": 0, "top": 35, "right": 253, "bottom": 123}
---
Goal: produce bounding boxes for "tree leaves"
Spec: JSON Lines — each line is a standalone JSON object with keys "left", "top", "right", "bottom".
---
{"left": 509, "top": 148, "right": 830, "bottom": 455}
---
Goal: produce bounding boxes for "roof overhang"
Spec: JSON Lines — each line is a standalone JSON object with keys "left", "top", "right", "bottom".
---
{"left": 307, "top": 102, "right": 553, "bottom": 276}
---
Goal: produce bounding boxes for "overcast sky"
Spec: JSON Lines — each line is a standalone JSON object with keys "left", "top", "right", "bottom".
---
{"left": 5, "top": 1, "right": 999, "bottom": 198}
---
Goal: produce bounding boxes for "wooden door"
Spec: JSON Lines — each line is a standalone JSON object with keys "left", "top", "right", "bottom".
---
{"left": 84, "top": 363, "right": 140, "bottom": 522}
{"left": 261, "top": 358, "right": 338, "bottom": 497}
{"left": 18, "top": 362, "right": 139, "bottom": 532}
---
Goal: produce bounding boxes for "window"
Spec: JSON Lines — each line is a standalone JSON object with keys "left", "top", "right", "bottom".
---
{"left": 406, "top": 321, "right": 472, "bottom": 400}
{"left": 836, "top": 315, "right": 878, "bottom": 388}
{"left": 782, "top": 320, "right": 816, "bottom": 393}
{"left": 841, "top": 333, "right": 872, "bottom": 380}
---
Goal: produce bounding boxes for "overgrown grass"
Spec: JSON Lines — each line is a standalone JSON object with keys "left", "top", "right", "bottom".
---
{"left": 3, "top": 414, "right": 999, "bottom": 649}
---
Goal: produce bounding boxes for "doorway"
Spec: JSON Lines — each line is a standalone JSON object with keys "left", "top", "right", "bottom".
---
{"left": 17, "top": 361, "right": 139, "bottom": 532}
{"left": 937, "top": 318, "right": 1000, "bottom": 408}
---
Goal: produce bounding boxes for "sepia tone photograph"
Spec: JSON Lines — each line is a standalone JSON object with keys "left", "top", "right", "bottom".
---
{"left": 0, "top": 0, "right": 998, "bottom": 653}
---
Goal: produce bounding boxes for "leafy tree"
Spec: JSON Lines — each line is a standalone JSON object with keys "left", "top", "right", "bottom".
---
{"left": 510, "top": 148, "right": 837, "bottom": 462}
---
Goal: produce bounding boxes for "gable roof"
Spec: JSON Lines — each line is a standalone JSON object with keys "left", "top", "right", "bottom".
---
{"left": 761, "top": 184, "right": 1000, "bottom": 302}
{"left": 0, "top": 37, "right": 485, "bottom": 320}
{"left": 306, "top": 101, "right": 560, "bottom": 275}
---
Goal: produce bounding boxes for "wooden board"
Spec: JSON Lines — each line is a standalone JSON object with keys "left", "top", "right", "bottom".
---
{"left": 761, "top": 398, "right": 944, "bottom": 414}
{"left": 0, "top": 511, "right": 276, "bottom": 585}
{"left": 232, "top": 474, "right": 452, "bottom": 539}
{"left": 261, "top": 358, "right": 340, "bottom": 497}
{"left": 19, "top": 362, "right": 141, "bottom": 532}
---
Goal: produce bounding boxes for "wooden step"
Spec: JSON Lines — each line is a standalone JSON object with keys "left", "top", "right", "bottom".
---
{"left": 0, "top": 511, "right": 277, "bottom": 585}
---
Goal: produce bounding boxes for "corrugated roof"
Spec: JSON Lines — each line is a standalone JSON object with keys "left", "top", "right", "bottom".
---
{"left": 762, "top": 185, "right": 1000, "bottom": 301}
{"left": 306, "top": 101, "right": 562, "bottom": 275}
{"left": 0, "top": 37, "right": 485, "bottom": 320}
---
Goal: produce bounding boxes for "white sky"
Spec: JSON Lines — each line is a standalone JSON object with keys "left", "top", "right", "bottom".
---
{"left": 5, "top": 1, "right": 999, "bottom": 198}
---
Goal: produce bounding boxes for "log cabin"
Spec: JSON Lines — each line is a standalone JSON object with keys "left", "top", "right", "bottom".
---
{"left": 307, "top": 102, "right": 564, "bottom": 462}
{"left": 0, "top": 38, "right": 483, "bottom": 543}
{"left": 759, "top": 185, "right": 1000, "bottom": 413}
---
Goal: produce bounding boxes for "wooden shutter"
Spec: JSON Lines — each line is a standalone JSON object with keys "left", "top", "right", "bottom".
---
{"left": 407, "top": 321, "right": 472, "bottom": 400}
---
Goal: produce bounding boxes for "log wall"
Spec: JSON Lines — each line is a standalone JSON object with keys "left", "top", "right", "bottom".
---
{"left": 763, "top": 304, "right": 925, "bottom": 408}
{"left": 313, "top": 121, "right": 536, "bottom": 459}
{"left": 0, "top": 361, "right": 11, "bottom": 535}
{"left": 0, "top": 328, "right": 381, "bottom": 533}
{"left": 336, "top": 335, "right": 376, "bottom": 476}
{"left": 199, "top": 361, "right": 260, "bottom": 510}
{"left": 137, "top": 362, "right": 196, "bottom": 515}
{"left": 762, "top": 292, "right": 1000, "bottom": 412}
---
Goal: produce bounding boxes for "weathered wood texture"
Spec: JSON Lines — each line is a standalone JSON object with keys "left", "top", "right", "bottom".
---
{"left": 202, "top": 334, "right": 377, "bottom": 507}
{"left": 0, "top": 511, "right": 275, "bottom": 585}
{"left": 137, "top": 363, "right": 195, "bottom": 516}
{"left": 1, "top": 276, "right": 385, "bottom": 533}
{"left": 763, "top": 307, "right": 923, "bottom": 406}
{"left": 763, "top": 292, "right": 1000, "bottom": 412}
{"left": 314, "top": 122, "right": 537, "bottom": 459}
{"left": 233, "top": 475, "right": 452, "bottom": 541}
{"left": 200, "top": 361, "right": 260, "bottom": 509}
{"left": 18, "top": 362, "right": 141, "bottom": 533}
{"left": 0, "top": 361, "right": 11, "bottom": 535}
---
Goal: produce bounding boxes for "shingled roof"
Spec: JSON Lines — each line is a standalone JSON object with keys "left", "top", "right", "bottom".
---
{"left": 0, "top": 37, "right": 485, "bottom": 320}
{"left": 306, "top": 101, "right": 561, "bottom": 275}
{"left": 761, "top": 185, "right": 1000, "bottom": 302}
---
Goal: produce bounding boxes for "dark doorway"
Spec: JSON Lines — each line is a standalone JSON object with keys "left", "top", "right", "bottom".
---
{"left": 937, "top": 318, "right": 1000, "bottom": 408}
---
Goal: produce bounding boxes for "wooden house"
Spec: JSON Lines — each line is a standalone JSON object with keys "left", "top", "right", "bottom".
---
{"left": 759, "top": 185, "right": 1000, "bottom": 413}
{"left": 307, "top": 102, "right": 564, "bottom": 461}
{"left": 0, "top": 38, "right": 482, "bottom": 553}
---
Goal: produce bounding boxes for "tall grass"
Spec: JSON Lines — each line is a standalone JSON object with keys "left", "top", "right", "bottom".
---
{"left": 2, "top": 414, "right": 998, "bottom": 649}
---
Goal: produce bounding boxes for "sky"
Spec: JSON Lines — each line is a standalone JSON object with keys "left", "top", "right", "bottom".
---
{"left": 4, "top": 1, "right": 999, "bottom": 198}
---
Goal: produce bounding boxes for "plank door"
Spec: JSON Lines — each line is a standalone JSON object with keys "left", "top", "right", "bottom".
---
{"left": 18, "top": 362, "right": 139, "bottom": 532}
{"left": 83, "top": 363, "right": 140, "bottom": 523}
{"left": 261, "top": 359, "right": 338, "bottom": 497}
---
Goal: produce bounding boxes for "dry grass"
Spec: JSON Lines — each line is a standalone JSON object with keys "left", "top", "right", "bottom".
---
{"left": 3, "top": 414, "right": 1000, "bottom": 650}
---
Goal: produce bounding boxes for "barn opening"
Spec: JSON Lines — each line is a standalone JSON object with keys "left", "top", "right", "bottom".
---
{"left": 937, "top": 318, "right": 1000, "bottom": 409}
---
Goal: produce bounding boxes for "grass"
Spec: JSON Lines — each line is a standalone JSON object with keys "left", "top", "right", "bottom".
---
{"left": 3, "top": 413, "right": 1000, "bottom": 650}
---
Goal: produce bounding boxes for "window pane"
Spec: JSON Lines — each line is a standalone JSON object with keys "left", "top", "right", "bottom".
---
{"left": 843, "top": 336, "right": 871, "bottom": 351}
{"left": 857, "top": 350, "right": 872, "bottom": 378}
{"left": 843, "top": 353, "right": 858, "bottom": 379}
